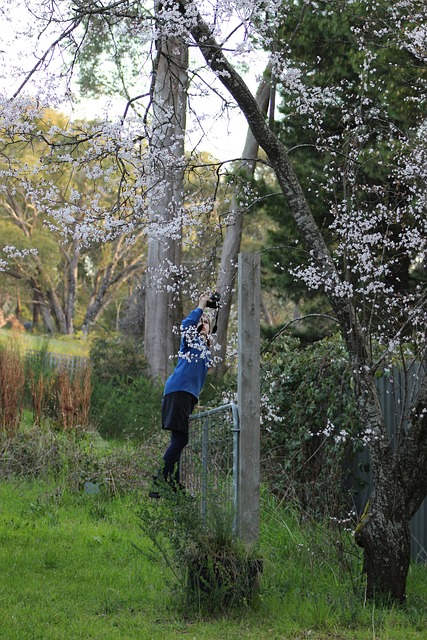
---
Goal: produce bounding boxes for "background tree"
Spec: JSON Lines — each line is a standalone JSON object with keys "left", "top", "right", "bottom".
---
{"left": 144, "top": 3, "right": 188, "bottom": 381}
{"left": 261, "top": 3, "right": 427, "bottom": 335}
{"left": 0, "top": 110, "right": 146, "bottom": 334}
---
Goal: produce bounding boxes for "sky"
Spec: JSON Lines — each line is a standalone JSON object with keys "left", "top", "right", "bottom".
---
{"left": 0, "top": 2, "right": 269, "bottom": 163}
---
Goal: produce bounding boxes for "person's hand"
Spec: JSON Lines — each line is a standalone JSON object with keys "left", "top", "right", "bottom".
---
{"left": 198, "top": 292, "right": 211, "bottom": 310}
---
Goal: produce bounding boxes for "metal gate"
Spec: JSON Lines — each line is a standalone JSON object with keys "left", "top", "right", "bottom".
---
{"left": 181, "top": 402, "right": 239, "bottom": 533}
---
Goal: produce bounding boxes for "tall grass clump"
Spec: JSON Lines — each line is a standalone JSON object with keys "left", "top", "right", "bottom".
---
{"left": 25, "top": 340, "right": 56, "bottom": 426}
{"left": 25, "top": 344, "right": 92, "bottom": 432}
{"left": 138, "top": 486, "right": 262, "bottom": 616}
{"left": 0, "top": 339, "right": 25, "bottom": 436}
{"left": 56, "top": 363, "right": 92, "bottom": 432}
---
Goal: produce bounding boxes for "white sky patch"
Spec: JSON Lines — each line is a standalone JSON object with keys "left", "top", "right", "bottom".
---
{"left": 0, "top": 2, "right": 269, "bottom": 162}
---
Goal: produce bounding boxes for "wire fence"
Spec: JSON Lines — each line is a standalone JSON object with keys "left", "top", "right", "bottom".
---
{"left": 181, "top": 402, "right": 239, "bottom": 532}
{"left": 26, "top": 351, "right": 89, "bottom": 375}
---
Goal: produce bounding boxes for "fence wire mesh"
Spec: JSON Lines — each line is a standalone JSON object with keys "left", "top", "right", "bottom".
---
{"left": 181, "top": 403, "right": 239, "bottom": 531}
{"left": 26, "top": 351, "right": 88, "bottom": 375}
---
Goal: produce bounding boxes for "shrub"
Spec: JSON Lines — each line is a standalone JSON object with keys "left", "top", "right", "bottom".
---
{"left": 91, "top": 375, "right": 162, "bottom": 440}
{"left": 138, "top": 487, "right": 262, "bottom": 614}
{"left": 89, "top": 334, "right": 162, "bottom": 440}
{"left": 260, "top": 334, "right": 362, "bottom": 518}
{"left": 0, "top": 425, "right": 156, "bottom": 493}
{"left": 90, "top": 335, "right": 147, "bottom": 384}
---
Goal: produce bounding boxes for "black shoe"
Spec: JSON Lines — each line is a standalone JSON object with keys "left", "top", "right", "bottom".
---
{"left": 148, "top": 490, "right": 161, "bottom": 499}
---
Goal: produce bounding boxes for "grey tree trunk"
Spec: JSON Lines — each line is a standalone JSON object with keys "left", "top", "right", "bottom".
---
{"left": 214, "top": 68, "right": 271, "bottom": 376}
{"left": 355, "top": 368, "right": 427, "bottom": 601}
{"left": 31, "top": 285, "right": 55, "bottom": 333}
{"left": 144, "top": 21, "right": 188, "bottom": 382}
{"left": 64, "top": 246, "right": 80, "bottom": 335}
{"left": 184, "top": 2, "right": 427, "bottom": 602}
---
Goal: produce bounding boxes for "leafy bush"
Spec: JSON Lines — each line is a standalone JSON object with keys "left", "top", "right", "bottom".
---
{"left": 260, "top": 334, "right": 362, "bottom": 518}
{"left": 90, "top": 335, "right": 147, "bottom": 384}
{"left": 91, "top": 375, "right": 162, "bottom": 440}
{"left": 89, "top": 334, "right": 163, "bottom": 440}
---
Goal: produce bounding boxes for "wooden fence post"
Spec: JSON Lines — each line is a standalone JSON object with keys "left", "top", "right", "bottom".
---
{"left": 237, "top": 252, "right": 260, "bottom": 544}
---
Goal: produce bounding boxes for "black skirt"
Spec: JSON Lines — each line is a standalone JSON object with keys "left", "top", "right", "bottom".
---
{"left": 162, "top": 391, "right": 198, "bottom": 434}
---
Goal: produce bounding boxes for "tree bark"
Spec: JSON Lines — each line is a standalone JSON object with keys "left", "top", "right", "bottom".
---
{"left": 144, "top": 10, "right": 188, "bottom": 382}
{"left": 355, "top": 491, "right": 411, "bottom": 602}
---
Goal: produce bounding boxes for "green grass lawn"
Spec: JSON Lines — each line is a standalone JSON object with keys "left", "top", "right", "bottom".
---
{"left": 0, "top": 480, "right": 426, "bottom": 640}
{"left": 0, "top": 329, "right": 90, "bottom": 357}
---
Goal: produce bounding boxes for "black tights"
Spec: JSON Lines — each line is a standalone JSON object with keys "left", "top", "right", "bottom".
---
{"left": 162, "top": 430, "right": 189, "bottom": 485}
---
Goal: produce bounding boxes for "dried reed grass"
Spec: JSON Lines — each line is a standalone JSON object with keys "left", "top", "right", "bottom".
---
{"left": 0, "top": 344, "right": 25, "bottom": 436}
{"left": 56, "top": 364, "right": 92, "bottom": 431}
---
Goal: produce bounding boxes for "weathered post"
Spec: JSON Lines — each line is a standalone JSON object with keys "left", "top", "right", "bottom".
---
{"left": 237, "top": 252, "right": 261, "bottom": 543}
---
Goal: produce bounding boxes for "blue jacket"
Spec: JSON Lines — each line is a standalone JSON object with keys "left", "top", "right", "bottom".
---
{"left": 163, "top": 307, "right": 212, "bottom": 400}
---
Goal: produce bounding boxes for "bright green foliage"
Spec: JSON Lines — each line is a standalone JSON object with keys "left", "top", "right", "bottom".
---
{"left": 260, "top": 335, "right": 362, "bottom": 517}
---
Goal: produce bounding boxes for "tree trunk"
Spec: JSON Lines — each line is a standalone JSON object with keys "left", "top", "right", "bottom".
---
{"left": 34, "top": 260, "right": 68, "bottom": 333}
{"left": 32, "top": 285, "right": 55, "bottom": 333}
{"left": 64, "top": 245, "right": 80, "bottom": 335}
{"left": 144, "top": 12, "right": 188, "bottom": 382}
{"left": 214, "top": 67, "right": 271, "bottom": 376}
{"left": 46, "top": 286, "right": 67, "bottom": 333}
{"left": 355, "top": 494, "right": 410, "bottom": 603}
{"left": 355, "top": 367, "right": 427, "bottom": 602}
